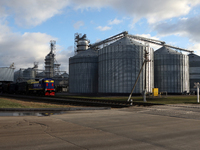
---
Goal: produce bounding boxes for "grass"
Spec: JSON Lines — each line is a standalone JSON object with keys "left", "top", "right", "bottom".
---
{"left": 0, "top": 95, "right": 199, "bottom": 108}
{"left": 0, "top": 98, "right": 25, "bottom": 108}
{"left": 57, "top": 95, "right": 200, "bottom": 105}
{"left": 0, "top": 97, "right": 76, "bottom": 108}
{"left": 143, "top": 95, "right": 200, "bottom": 104}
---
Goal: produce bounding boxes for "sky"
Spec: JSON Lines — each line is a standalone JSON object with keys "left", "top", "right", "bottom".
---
{"left": 1, "top": 0, "right": 200, "bottom": 73}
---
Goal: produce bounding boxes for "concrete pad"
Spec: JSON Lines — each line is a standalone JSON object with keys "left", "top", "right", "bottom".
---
{"left": 0, "top": 105, "right": 200, "bottom": 149}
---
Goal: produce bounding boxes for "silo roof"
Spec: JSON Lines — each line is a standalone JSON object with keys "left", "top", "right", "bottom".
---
{"left": 111, "top": 36, "right": 144, "bottom": 46}
{"left": 188, "top": 53, "right": 200, "bottom": 58}
{"left": 73, "top": 48, "right": 98, "bottom": 58}
{"left": 155, "top": 46, "right": 181, "bottom": 54}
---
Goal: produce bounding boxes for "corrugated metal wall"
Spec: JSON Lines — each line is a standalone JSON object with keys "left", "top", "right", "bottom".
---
{"left": 189, "top": 53, "right": 200, "bottom": 92}
{"left": 69, "top": 49, "right": 98, "bottom": 93}
{"left": 98, "top": 37, "right": 154, "bottom": 94}
{"left": 154, "top": 47, "right": 189, "bottom": 93}
{"left": 23, "top": 68, "right": 36, "bottom": 79}
{"left": 0, "top": 67, "right": 14, "bottom": 82}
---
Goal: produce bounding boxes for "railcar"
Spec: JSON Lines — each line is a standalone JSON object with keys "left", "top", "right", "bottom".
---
{"left": 2, "top": 78, "right": 55, "bottom": 96}
{"left": 27, "top": 78, "right": 55, "bottom": 96}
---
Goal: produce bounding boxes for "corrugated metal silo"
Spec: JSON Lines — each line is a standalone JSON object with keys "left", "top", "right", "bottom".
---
{"left": 189, "top": 53, "right": 200, "bottom": 93}
{"left": 69, "top": 48, "right": 98, "bottom": 93}
{"left": 23, "top": 68, "right": 36, "bottom": 80}
{"left": 14, "top": 69, "right": 23, "bottom": 82}
{"left": 98, "top": 36, "right": 154, "bottom": 94}
{"left": 154, "top": 46, "right": 189, "bottom": 94}
{"left": 0, "top": 67, "right": 14, "bottom": 82}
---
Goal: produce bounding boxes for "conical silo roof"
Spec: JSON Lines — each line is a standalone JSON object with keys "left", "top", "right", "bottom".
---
{"left": 188, "top": 53, "right": 200, "bottom": 60}
{"left": 111, "top": 36, "right": 144, "bottom": 46}
{"left": 73, "top": 48, "right": 98, "bottom": 58}
{"left": 155, "top": 46, "right": 181, "bottom": 54}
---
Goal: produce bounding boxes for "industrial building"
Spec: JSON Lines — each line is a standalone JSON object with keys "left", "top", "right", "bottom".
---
{"left": 69, "top": 31, "right": 196, "bottom": 95}
{"left": 13, "top": 41, "right": 69, "bottom": 92}
{"left": 69, "top": 32, "right": 154, "bottom": 95}
{"left": 1, "top": 31, "right": 199, "bottom": 95}
{"left": 14, "top": 63, "right": 39, "bottom": 82}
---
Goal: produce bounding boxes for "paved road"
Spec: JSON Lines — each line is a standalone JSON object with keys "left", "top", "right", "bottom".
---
{"left": 1, "top": 105, "right": 200, "bottom": 150}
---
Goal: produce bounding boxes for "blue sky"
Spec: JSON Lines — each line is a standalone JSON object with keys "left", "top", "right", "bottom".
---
{"left": 1, "top": 0, "right": 200, "bottom": 73}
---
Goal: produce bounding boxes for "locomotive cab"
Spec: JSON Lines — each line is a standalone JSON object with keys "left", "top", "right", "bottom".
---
{"left": 40, "top": 78, "right": 55, "bottom": 96}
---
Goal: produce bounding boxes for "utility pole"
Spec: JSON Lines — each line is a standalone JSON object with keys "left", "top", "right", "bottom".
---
{"left": 127, "top": 48, "right": 150, "bottom": 102}
{"left": 194, "top": 82, "right": 200, "bottom": 103}
{"left": 143, "top": 45, "right": 150, "bottom": 102}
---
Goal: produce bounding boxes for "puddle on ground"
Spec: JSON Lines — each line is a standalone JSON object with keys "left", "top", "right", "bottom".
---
{"left": 0, "top": 111, "right": 66, "bottom": 116}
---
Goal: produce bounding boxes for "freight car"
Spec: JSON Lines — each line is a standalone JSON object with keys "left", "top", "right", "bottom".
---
{"left": 2, "top": 78, "right": 55, "bottom": 96}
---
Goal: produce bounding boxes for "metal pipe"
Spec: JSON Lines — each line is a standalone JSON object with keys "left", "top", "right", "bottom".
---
{"left": 197, "top": 86, "right": 199, "bottom": 103}
{"left": 127, "top": 34, "right": 194, "bottom": 53}
{"left": 144, "top": 56, "right": 147, "bottom": 102}
{"left": 127, "top": 34, "right": 165, "bottom": 44}
{"left": 163, "top": 44, "right": 194, "bottom": 53}
{"left": 90, "top": 31, "right": 128, "bottom": 48}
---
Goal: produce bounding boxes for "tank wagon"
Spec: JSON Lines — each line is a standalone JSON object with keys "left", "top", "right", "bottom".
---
{"left": 154, "top": 46, "right": 189, "bottom": 94}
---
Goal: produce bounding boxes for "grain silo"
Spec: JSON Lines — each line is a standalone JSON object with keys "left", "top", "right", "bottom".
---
{"left": 14, "top": 69, "right": 23, "bottom": 82}
{"left": 154, "top": 46, "right": 189, "bottom": 94}
{"left": 23, "top": 68, "right": 36, "bottom": 80}
{"left": 98, "top": 36, "right": 154, "bottom": 94}
{"left": 189, "top": 53, "right": 200, "bottom": 93}
{"left": 0, "top": 67, "right": 14, "bottom": 82}
{"left": 69, "top": 48, "right": 98, "bottom": 93}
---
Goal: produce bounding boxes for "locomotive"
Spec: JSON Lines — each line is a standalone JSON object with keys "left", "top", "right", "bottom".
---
{"left": 2, "top": 78, "right": 55, "bottom": 96}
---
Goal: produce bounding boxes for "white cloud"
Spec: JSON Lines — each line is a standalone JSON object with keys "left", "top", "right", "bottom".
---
{"left": 1, "top": 0, "right": 200, "bottom": 72}
{"left": 153, "top": 14, "right": 200, "bottom": 43}
{"left": 133, "top": 34, "right": 162, "bottom": 50}
{"left": 56, "top": 46, "right": 74, "bottom": 73}
{"left": 0, "top": 30, "right": 54, "bottom": 69}
{"left": 0, "top": 0, "right": 70, "bottom": 27}
{"left": 71, "top": 0, "right": 200, "bottom": 24}
{"left": 108, "top": 18, "right": 123, "bottom": 25}
{"left": 73, "top": 21, "right": 84, "bottom": 29}
{"left": 1, "top": 0, "right": 199, "bottom": 28}
{"left": 0, "top": 24, "right": 73, "bottom": 72}
{"left": 188, "top": 43, "right": 200, "bottom": 55}
{"left": 96, "top": 26, "right": 112, "bottom": 31}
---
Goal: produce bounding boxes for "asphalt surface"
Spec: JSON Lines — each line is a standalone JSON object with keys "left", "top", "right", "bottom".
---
{"left": 1, "top": 104, "right": 200, "bottom": 150}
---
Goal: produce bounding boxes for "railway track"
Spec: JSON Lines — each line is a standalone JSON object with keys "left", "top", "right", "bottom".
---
{"left": 0, "top": 94, "right": 132, "bottom": 108}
